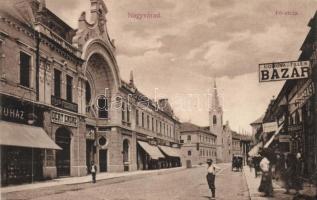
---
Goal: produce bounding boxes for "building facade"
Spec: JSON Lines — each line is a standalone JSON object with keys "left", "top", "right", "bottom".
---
{"left": 180, "top": 122, "right": 217, "bottom": 165}
{"left": 0, "top": 0, "right": 181, "bottom": 186}
{"left": 254, "top": 11, "right": 317, "bottom": 178}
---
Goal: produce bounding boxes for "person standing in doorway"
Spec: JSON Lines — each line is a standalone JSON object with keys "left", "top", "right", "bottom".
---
{"left": 206, "top": 159, "right": 221, "bottom": 199}
{"left": 91, "top": 161, "right": 97, "bottom": 183}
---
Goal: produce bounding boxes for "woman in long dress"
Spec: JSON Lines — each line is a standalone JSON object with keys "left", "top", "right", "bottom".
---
{"left": 258, "top": 155, "right": 273, "bottom": 197}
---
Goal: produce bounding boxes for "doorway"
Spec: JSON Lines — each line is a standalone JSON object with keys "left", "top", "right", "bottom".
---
{"left": 99, "top": 149, "right": 107, "bottom": 172}
{"left": 55, "top": 127, "right": 71, "bottom": 177}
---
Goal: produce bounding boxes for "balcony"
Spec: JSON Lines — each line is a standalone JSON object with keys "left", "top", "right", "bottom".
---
{"left": 51, "top": 95, "right": 78, "bottom": 113}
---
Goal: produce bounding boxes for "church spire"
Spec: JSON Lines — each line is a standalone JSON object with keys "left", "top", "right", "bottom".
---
{"left": 211, "top": 78, "right": 221, "bottom": 112}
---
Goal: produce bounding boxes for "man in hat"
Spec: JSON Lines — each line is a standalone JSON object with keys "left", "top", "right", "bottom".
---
{"left": 206, "top": 159, "right": 221, "bottom": 199}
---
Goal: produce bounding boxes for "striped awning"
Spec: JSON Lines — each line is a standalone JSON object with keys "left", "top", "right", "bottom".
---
{"left": 137, "top": 141, "right": 165, "bottom": 160}
{"left": 0, "top": 121, "right": 62, "bottom": 150}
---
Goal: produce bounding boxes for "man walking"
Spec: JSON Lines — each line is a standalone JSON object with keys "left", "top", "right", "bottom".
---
{"left": 206, "top": 159, "right": 221, "bottom": 199}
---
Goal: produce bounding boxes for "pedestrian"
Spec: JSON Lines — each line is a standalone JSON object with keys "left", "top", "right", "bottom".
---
{"left": 258, "top": 151, "right": 273, "bottom": 197}
{"left": 247, "top": 156, "right": 253, "bottom": 172}
{"left": 206, "top": 159, "right": 221, "bottom": 199}
{"left": 91, "top": 161, "right": 97, "bottom": 183}
{"left": 293, "top": 153, "right": 304, "bottom": 195}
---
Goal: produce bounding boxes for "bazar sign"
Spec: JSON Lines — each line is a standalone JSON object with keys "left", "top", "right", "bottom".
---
{"left": 259, "top": 61, "right": 310, "bottom": 82}
{"left": 263, "top": 122, "right": 278, "bottom": 133}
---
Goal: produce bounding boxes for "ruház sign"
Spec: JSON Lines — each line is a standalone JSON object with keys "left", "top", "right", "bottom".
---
{"left": 259, "top": 61, "right": 310, "bottom": 82}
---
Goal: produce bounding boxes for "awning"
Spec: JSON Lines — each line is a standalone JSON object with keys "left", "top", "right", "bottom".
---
{"left": 158, "top": 145, "right": 181, "bottom": 158}
{"left": 137, "top": 141, "right": 165, "bottom": 160}
{"left": 0, "top": 121, "right": 62, "bottom": 150}
{"left": 248, "top": 142, "right": 263, "bottom": 157}
{"left": 264, "top": 124, "right": 284, "bottom": 148}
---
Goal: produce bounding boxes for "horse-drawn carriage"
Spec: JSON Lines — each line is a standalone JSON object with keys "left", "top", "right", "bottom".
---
{"left": 232, "top": 155, "right": 243, "bottom": 172}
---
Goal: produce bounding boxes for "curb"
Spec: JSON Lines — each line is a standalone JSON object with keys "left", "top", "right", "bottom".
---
{"left": 1, "top": 167, "right": 186, "bottom": 194}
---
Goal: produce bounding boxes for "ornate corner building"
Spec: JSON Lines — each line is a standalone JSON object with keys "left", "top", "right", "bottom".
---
{"left": 0, "top": 0, "right": 181, "bottom": 186}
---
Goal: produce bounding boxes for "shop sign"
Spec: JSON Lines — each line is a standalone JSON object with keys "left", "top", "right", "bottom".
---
{"left": 0, "top": 106, "right": 25, "bottom": 121}
{"left": 279, "top": 135, "right": 290, "bottom": 142}
{"left": 51, "top": 95, "right": 78, "bottom": 113}
{"left": 0, "top": 95, "right": 43, "bottom": 126}
{"left": 51, "top": 111, "right": 78, "bottom": 127}
{"left": 259, "top": 61, "right": 310, "bottom": 82}
{"left": 288, "top": 124, "right": 302, "bottom": 133}
{"left": 294, "top": 81, "right": 314, "bottom": 108}
{"left": 263, "top": 122, "right": 278, "bottom": 133}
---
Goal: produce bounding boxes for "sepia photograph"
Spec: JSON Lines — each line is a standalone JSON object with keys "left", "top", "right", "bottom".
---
{"left": 0, "top": 0, "right": 317, "bottom": 199}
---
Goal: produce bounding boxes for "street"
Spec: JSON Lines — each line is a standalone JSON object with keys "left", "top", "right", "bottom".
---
{"left": 3, "top": 163, "right": 250, "bottom": 200}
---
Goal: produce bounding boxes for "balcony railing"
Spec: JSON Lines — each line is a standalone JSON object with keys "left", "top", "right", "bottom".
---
{"left": 51, "top": 95, "right": 78, "bottom": 113}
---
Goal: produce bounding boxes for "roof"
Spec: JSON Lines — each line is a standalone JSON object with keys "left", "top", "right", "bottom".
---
{"left": 250, "top": 115, "right": 264, "bottom": 125}
{"left": 180, "top": 122, "right": 217, "bottom": 137}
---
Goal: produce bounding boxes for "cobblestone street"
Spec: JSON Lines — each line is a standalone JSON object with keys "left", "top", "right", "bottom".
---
{"left": 3, "top": 164, "right": 249, "bottom": 200}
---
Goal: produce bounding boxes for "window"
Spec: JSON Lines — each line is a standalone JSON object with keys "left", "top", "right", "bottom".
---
{"left": 122, "top": 102, "right": 125, "bottom": 121}
{"left": 213, "top": 115, "right": 217, "bottom": 125}
{"left": 141, "top": 112, "right": 144, "bottom": 128}
{"left": 152, "top": 117, "right": 154, "bottom": 131}
{"left": 20, "top": 52, "right": 31, "bottom": 87}
{"left": 187, "top": 135, "right": 191, "bottom": 141}
{"left": 97, "top": 96, "right": 108, "bottom": 118}
{"left": 156, "top": 120, "right": 158, "bottom": 132}
{"left": 127, "top": 104, "right": 130, "bottom": 123}
{"left": 147, "top": 115, "right": 150, "bottom": 129}
{"left": 136, "top": 110, "right": 139, "bottom": 126}
{"left": 66, "top": 75, "right": 73, "bottom": 102}
{"left": 188, "top": 151, "right": 192, "bottom": 156}
{"left": 160, "top": 122, "right": 162, "bottom": 134}
{"left": 85, "top": 81, "right": 91, "bottom": 104}
{"left": 54, "top": 69, "right": 61, "bottom": 97}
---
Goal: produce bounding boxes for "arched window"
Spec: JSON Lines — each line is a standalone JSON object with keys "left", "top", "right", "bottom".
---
{"left": 85, "top": 81, "right": 91, "bottom": 105}
{"left": 213, "top": 115, "right": 217, "bottom": 125}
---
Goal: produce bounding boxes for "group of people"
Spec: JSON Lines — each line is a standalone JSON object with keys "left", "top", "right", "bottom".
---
{"left": 252, "top": 149, "right": 304, "bottom": 197}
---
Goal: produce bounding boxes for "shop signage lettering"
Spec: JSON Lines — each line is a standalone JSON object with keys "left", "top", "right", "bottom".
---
{"left": 295, "top": 81, "right": 314, "bottom": 107}
{"left": 51, "top": 111, "right": 78, "bottom": 127}
{"left": 0, "top": 106, "right": 24, "bottom": 120}
{"left": 259, "top": 61, "right": 310, "bottom": 82}
{"left": 263, "top": 122, "right": 278, "bottom": 133}
{"left": 288, "top": 124, "right": 302, "bottom": 133}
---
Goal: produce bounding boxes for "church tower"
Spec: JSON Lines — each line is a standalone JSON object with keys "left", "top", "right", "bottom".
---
{"left": 209, "top": 79, "right": 223, "bottom": 162}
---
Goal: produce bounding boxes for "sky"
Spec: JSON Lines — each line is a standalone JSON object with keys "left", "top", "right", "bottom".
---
{"left": 46, "top": 0, "right": 317, "bottom": 133}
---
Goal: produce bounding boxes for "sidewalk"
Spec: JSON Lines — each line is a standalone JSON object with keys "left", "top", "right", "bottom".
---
{"left": 243, "top": 167, "right": 316, "bottom": 200}
{"left": 1, "top": 167, "right": 185, "bottom": 194}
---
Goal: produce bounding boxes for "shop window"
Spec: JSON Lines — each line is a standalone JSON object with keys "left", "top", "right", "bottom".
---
{"left": 19, "top": 52, "right": 31, "bottom": 87}
{"left": 54, "top": 69, "right": 61, "bottom": 97}
{"left": 66, "top": 75, "right": 73, "bottom": 102}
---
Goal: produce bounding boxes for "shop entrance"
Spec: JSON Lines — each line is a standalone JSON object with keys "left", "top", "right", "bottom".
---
{"left": 86, "top": 140, "right": 96, "bottom": 173}
{"left": 123, "top": 139, "right": 130, "bottom": 171}
{"left": 99, "top": 149, "right": 107, "bottom": 172}
{"left": 1, "top": 146, "right": 42, "bottom": 186}
{"left": 55, "top": 127, "right": 71, "bottom": 177}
